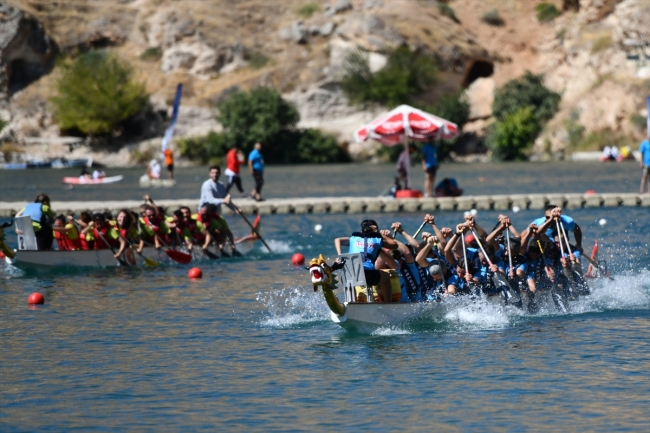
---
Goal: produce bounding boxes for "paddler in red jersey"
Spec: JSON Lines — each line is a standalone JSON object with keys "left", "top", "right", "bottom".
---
{"left": 139, "top": 205, "right": 171, "bottom": 249}
{"left": 167, "top": 208, "right": 212, "bottom": 253}
{"left": 194, "top": 203, "right": 236, "bottom": 253}
{"left": 52, "top": 215, "right": 82, "bottom": 251}
{"left": 113, "top": 209, "right": 143, "bottom": 258}
{"left": 83, "top": 213, "right": 119, "bottom": 251}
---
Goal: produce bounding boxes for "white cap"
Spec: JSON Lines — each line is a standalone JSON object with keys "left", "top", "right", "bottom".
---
{"left": 429, "top": 264, "right": 442, "bottom": 275}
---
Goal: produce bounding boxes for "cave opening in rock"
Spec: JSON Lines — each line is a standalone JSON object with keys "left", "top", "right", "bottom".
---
{"left": 8, "top": 59, "right": 40, "bottom": 95}
{"left": 461, "top": 59, "right": 494, "bottom": 88}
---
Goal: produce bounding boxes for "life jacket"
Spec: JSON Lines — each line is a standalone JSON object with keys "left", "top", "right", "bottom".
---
{"left": 23, "top": 203, "right": 46, "bottom": 225}
{"left": 94, "top": 224, "right": 116, "bottom": 249}
{"left": 54, "top": 228, "right": 81, "bottom": 251}
{"left": 143, "top": 216, "right": 162, "bottom": 233}
{"left": 348, "top": 232, "right": 383, "bottom": 270}
{"left": 400, "top": 261, "right": 422, "bottom": 302}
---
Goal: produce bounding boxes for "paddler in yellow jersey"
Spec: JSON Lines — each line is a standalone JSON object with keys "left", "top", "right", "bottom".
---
{"left": 194, "top": 203, "right": 236, "bottom": 253}
{"left": 15, "top": 193, "right": 55, "bottom": 250}
{"left": 166, "top": 208, "right": 212, "bottom": 252}
{"left": 52, "top": 215, "right": 82, "bottom": 250}
{"left": 139, "top": 205, "right": 171, "bottom": 249}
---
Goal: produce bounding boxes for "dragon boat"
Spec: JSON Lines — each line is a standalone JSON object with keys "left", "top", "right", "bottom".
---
{"left": 309, "top": 253, "right": 450, "bottom": 332}
{"left": 1, "top": 215, "right": 261, "bottom": 269}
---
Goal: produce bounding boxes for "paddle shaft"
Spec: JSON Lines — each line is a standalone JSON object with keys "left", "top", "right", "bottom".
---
{"left": 232, "top": 203, "right": 272, "bottom": 253}
{"left": 506, "top": 228, "right": 513, "bottom": 270}
{"left": 119, "top": 233, "right": 158, "bottom": 267}
{"left": 96, "top": 231, "right": 128, "bottom": 266}
{"left": 471, "top": 228, "right": 493, "bottom": 267}
{"left": 555, "top": 219, "right": 567, "bottom": 257}
{"left": 412, "top": 220, "right": 428, "bottom": 239}
{"left": 461, "top": 232, "right": 469, "bottom": 274}
{"left": 558, "top": 219, "right": 577, "bottom": 261}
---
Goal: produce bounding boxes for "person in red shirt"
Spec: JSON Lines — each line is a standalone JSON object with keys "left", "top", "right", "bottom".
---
{"left": 225, "top": 145, "right": 246, "bottom": 196}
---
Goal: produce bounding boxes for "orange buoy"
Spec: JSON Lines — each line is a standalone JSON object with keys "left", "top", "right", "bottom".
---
{"left": 188, "top": 267, "right": 203, "bottom": 279}
{"left": 28, "top": 292, "right": 44, "bottom": 305}
{"left": 585, "top": 189, "right": 596, "bottom": 195}
{"left": 291, "top": 253, "right": 305, "bottom": 266}
{"left": 0, "top": 250, "right": 4, "bottom": 259}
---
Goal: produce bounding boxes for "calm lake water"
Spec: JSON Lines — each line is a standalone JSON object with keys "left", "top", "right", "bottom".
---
{"left": 1, "top": 162, "right": 649, "bottom": 432}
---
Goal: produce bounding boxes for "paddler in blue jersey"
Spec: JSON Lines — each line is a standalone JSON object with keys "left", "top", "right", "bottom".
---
{"left": 14, "top": 193, "right": 55, "bottom": 250}
{"left": 525, "top": 205, "right": 583, "bottom": 273}
{"left": 334, "top": 219, "right": 399, "bottom": 303}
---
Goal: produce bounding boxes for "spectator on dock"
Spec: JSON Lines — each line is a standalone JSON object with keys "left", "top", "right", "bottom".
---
{"left": 640, "top": 134, "right": 650, "bottom": 194}
{"left": 421, "top": 141, "right": 438, "bottom": 197}
{"left": 248, "top": 142, "right": 265, "bottom": 202}
{"left": 225, "top": 145, "right": 246, "bottom": 196}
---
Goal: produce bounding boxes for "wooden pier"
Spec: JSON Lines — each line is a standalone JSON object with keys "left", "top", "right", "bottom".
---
{"left": 0, "top": 193, "right": 648, "bottom": 217}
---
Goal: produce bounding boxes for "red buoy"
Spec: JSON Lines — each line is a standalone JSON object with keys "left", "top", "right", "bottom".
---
{"left": 0, "top": 250, "right": 4, "bottom": 259}
{"left": 188, "top": 267, "right": 203, "bottom": 279}
{"left": 585, "top": 189, "right": 596, "bottom": 195}
{"left": 28, "top": 292, "right": 44, "bottom": 305}
{"left": 291, "top": 253, "right": 305, "bottom": 266}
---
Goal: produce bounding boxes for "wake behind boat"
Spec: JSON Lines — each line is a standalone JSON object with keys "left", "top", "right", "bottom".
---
{"left": 63, "top": 175, "right": 123, "bottom": 185}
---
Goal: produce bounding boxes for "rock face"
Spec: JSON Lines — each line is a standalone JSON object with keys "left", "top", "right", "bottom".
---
{"left": 0, "top": 2, "right": 58, "bottom": 103}
{"left": 465, "top": 78, "right": 495, "bottom": 120}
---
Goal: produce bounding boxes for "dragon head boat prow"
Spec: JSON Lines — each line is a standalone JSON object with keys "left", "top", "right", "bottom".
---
{"left": 308, "top": 255, "right": 346, "bottom": 316}
{"left": 308, "top": 254, "right": 340, "bottom": 291}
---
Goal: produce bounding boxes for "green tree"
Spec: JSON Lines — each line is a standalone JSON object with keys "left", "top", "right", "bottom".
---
{"left": 489, "top": 107, "right": 540, "bottom": 161}
{"left": 492, "top": 71, "right": 561, "bottom": 124}
{"left": 341, "top": 46, "right": 438, "bottom": 107}
{"left": 217, "top": 87, "right": 300, "bottom": 162}
{"left": 50, "top": 50, "right": 149, "bottom": 135}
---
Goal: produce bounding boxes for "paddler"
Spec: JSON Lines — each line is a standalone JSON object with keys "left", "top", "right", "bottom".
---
{"left": 113, "top": 209, "right": 143, "bottom": 258}
{"left": 68, "top": 211, "right": 94, "bottom": 250}
{"left": 526, "top": 205, "right": 583, "bottom": 272}
{"left": 334, "top": 219, "right": 399, "bottom": 303}
{"left": 194, "top": 204, "right": 236, "bottom": 253}
{"left": 140, "top": 205, "right": 171, "bottom": 249}
{"left": 14, "top": 193, "right": 55, "bottom": 250}
{"left": 83, "top": 213, "right": 119, "bottom": 252}
{"left": 52, "top": 215, "right": 82, "bottom": 251}
{"left": 167, "top": 208, "right": 212, "bottom": 253}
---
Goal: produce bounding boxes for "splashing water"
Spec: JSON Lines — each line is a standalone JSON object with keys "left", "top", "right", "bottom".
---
{"left": 257, "top": 285, "right": 332, "bottom": 328}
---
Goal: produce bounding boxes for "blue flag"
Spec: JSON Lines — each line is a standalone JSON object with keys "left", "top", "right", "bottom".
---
{"left": 161, "top": 84, "right": 183, "bottom": 152}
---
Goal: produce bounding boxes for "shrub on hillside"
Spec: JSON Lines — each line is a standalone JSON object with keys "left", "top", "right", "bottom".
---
{"left": 296, "top": 2, "right": 320, "bottom": 18}
{"left": 492, "top": 71, "right": 561, "bottom": 124}
{"left": 535, "top": 3, "right": 560, "bottom": 22}
{"left": 50, "top": 51, "right": 149, "bottom": 136}
{"left": 563, "top": 0, "right": 580, "bottom": 11}
{"left": 341, "top": 46, "right": 438, "bottom": 107}
{"left": 438, "top": 3, "right": 459, "bottom": 23}
{"left": 481, "top": 9, "right": 504, "bottom": 26}
{"left": 488, "top": 107, "right": 540, "bottom": 161}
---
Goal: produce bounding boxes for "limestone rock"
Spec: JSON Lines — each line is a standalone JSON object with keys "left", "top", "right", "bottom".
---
{"left": 333, "top": 0, "right": 353, "bottom": 14}
{"left": 320, "top": 22, "right": 336, "bottom": 37}
{"left": 160, "top": 38, "right": 225, "bottom": 79}
{"left": 279, "top": 21, "right": 308, "bottom": 44}
{"left": 364, "top": 0, "right": 384, "bottom": 10}
{"left": 0, "top": 3, "right": 58, "bottom": 103}
{"left": 335, "top": 14, "right": 403, "bottom": 52}
{"left": 465, "top": 78, "right": 495, "bottom": 120}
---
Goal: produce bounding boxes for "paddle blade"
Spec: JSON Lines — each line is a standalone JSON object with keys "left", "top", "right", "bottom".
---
{"left": 204, "top": 249, "right": 220, "bottom": 260}
{"left": 143, "top": 256, "right": 159, "bottom": 267}
{"left": 165, "top": 249, "right": 192, "bottom": 264}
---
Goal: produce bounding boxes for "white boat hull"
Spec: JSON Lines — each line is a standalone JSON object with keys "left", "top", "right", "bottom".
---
{"left": 139, "top": 175, "right": 176, "bottom": 188}
{"left": 332, "top": 301, "right": 448, "bottom": 333}
{"left": 10, "top": 237, "right": 258, "bottom": 268}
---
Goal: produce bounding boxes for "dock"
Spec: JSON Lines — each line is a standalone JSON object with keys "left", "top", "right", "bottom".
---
{"left": 0, "top": 193, "right": 648, "bottom": 217}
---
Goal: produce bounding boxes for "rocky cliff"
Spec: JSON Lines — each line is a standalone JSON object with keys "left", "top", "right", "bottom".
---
{"left": 0, "top": 0, "right": 648, "bottom": 165}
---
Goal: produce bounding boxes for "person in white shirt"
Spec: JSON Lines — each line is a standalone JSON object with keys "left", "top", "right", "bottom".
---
{"left": 199, "top": 165, "right": 240, "bottom": 215}
{"left": 148, "top": 159, "right": 161, "bottom": 179}
{"left": 92, "top": 169, "right": 106, "bottom": 180}
{"left": 396, "top": 144, "right": 415, "bottom": 190}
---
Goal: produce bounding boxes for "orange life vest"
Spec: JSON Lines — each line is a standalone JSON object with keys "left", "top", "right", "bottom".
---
{"left": 55, "top": 230, "right": 81, "bottom": 251}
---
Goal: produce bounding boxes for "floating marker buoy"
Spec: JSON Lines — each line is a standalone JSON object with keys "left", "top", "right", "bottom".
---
{"left": 585, "top": 189, "right": 596, "bottom": 195}
{"left": 28, "top": 292, "right": 44, "bottom": 305}
{"left": 599, "top": 218, "right": 607, "bottom": 226}
{"left": 314, "top": 224, "right": 323, "bottom": 232}
{"left": 470, "top": 209, "right": 478, "bottom": 216}
{"left": 188, "top": 267, "right": 203, "bottom": 279}
{"left": 512, "top": 205, "right": 520, "bottom": 213}
{"left": 0, "top": 250, "right": 4, "bottom": 259}
{"left": 292, "top": 253, "right": 305, "bottom": 266}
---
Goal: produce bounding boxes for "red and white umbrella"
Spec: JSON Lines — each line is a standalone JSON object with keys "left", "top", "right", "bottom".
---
{"left": 354, "top": 104, "right": 459, "bottom": 145}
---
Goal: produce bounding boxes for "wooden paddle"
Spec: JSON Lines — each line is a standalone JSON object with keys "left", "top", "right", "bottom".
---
{"left": 119, "top": 234, "right": 158, "bottom": 267}
{"left": 96, "top": 231, "right": 129, "bottom": 266}
{"left": 232, "top": 203, "right": 272, "bottom": 253}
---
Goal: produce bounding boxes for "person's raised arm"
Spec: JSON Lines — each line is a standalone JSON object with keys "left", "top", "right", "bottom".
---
{"left": 378, "top": 249, "right": 398, "bottom": 270}
{"left": 392, "top": 222, "right": 419, "bottom": 249}
{"left": 425, "top": 214, "right": 447, "bottom": 250}
{"left": 379, "top": 230, "right": 398, "bottom": 250}
{"left": 334, "top": 237, "right": 349, "bottom": 255}
{"left": 444, "top": 230, "right": 460, "bottom": 263}
{"left": 415, "top": 235, "right": 436, "bottom": 267}
{"left": 520, "top": 224, "right": 535, "bottom": 255}
{"left": 573, "top": 224, "right": 583, "bottom": 251}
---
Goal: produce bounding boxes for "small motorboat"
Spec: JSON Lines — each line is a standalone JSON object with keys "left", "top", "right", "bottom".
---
{"left": 62, "top": 175, "right": 124, "bottom": 185}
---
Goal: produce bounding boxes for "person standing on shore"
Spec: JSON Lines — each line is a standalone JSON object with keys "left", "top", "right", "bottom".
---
{"left": 199, "top": 165, "right": 238, "bottom": 215}
{"left": 248, "top": 142, "right": 265, "bottom": 202}
{"left": 421, "top": 141, "right": 438, "bottom": 197}
{"left": 225, "top": 145, "right": 246, "bottom": 196}
{"left": 163, "top": 148, "right": 174, "bottom": 180}
{"left": 639, "top": 134, "right": 650, "bottom": 194}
